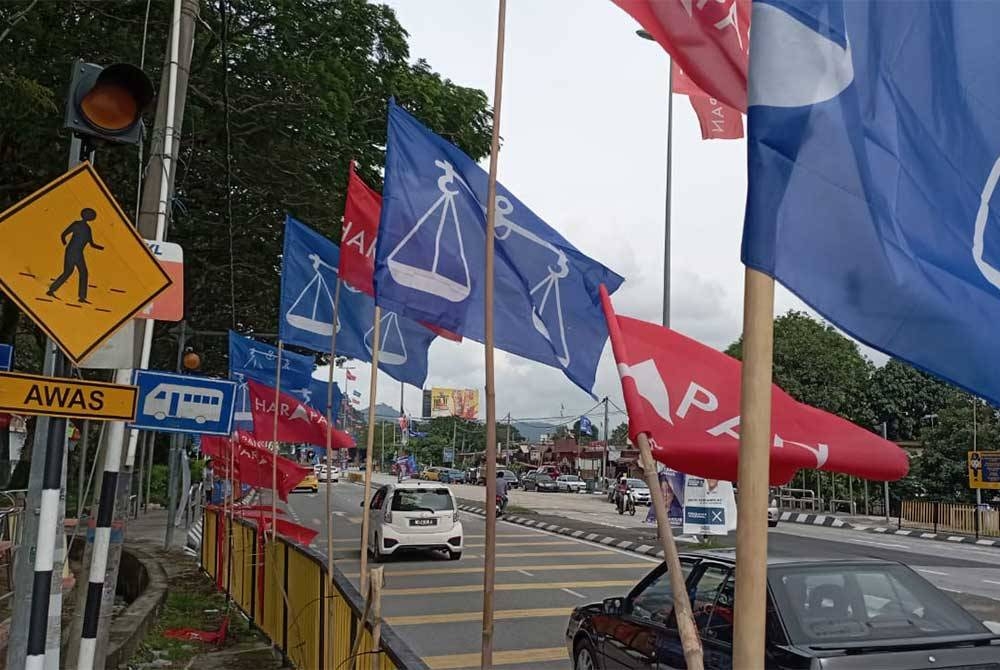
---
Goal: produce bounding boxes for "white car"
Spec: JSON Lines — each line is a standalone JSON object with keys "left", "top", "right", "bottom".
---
{"left": 556, "top": 475, "right": 587, "bottom": 493}
{"left": 626, "top": 478, "right": 651, "bottom": 505}
{"left": 314, "top": 463, "right": 340, "bottom": 482}
{"left": 365, "top": 481, "right": 464, "bottom": 561}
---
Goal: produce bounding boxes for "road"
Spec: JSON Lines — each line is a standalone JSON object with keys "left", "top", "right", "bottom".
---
{"left": 284, "top": 480, "right": 1000, "bottom": 669}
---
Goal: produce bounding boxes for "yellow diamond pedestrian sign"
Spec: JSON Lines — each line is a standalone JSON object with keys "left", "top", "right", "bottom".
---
{"left": 0, "top": 162, "right": 171, "bottom": 363}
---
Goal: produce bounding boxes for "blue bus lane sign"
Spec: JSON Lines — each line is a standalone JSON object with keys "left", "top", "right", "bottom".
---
{"left": 130, "top": 370, "right": 236, "bottom": 436}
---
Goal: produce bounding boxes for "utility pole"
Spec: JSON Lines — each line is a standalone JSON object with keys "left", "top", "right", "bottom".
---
{"left": 882, "top": 422, "right": 890, "bottom": 522}
{"left": 603, "top": 397, "right": 609, "bottom": 483}
{"left": 505, "top": 414, "right": 511, "bottom": 467}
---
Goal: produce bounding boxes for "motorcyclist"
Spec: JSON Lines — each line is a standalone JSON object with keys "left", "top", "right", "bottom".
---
{"left": 496, "top": 471, "right": 509, "bottom": 515}
{"left": 615, "top": 474, "right": 630, "bottom": 514}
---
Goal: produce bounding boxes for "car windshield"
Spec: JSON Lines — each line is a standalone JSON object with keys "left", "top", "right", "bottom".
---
{"left": 391, "top": 488, "right": 455, "bottom": 512}
{"left": 627, "top": 479, "right": 647, "bottom": 489}
{"left": 770, "top": 563, "right": 987, "bottom": 647}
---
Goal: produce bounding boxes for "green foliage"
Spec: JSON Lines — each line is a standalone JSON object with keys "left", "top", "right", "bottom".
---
{"left": 868, "top": 359, "right": 956, "bottom": 441}
{"left": 0, "top": 0, "right": 493, "bottom": 379}
{"left": 147, "top": 464, "right": 170, "bottom": 506}
{"left": 396, "top": 416, "right": 524, "bottom": 467}
{"left": 611, "top": 421, "right": 629, "bottom": 446}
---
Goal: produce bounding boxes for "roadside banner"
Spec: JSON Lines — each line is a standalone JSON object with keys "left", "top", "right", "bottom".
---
{"left": 682, "top": 476, "right": 737, "bottom": 535}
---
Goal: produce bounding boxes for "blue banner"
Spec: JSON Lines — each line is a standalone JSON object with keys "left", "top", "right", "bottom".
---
{"left": 228, "top": 331, "right": 341, "bottom": 430}
{"left": 374, "top": 100, "right": 624, "bottom": 396}
{"left": 743, "top": 0, "right": 1000, "bottom": 405}
{"left": 279, "top": 215, "right": 435, "bottom": 388}
{"left": 0, "top": 343, "right": 11, "bottom": 371}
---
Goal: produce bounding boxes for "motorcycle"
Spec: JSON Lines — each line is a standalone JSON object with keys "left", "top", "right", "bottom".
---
{"left": 496, "top": 494, "right": 508, "bottom": 517}
{"left": 617, "top": 488, "right": 636, "bottom": 516}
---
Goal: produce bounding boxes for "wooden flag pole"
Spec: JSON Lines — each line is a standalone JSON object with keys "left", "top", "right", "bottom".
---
{"left": 481, "top": 1, "right": 507, "bottom": 667}
{"left": 271, "top": 341, "right": 284, "bottom": 540}
{"left": 358, "top": 307, "right": 382, "bottom": 595}
{"left": 733, "top": 267, "right": 776, "bottom": 667}
{"left": 323, "top": 277, "right": 342, "bottom": 669}
{"left": 636, "top": 434, "right": 704, "bottom": 670}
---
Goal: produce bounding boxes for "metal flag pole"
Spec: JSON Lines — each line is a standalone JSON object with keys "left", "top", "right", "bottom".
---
{"left": 663, "top": 61, "right": 674, "bottom": 328}
{"left": 733, "top": 268, "right": 776, "bottom": 667}
{"left": 358, "top": 308, "right": 383, "bottom": 594}
{"left": 271, "top": 342, "right": 284, "bottom": 539}
{"left": 323, "top": 276, "right": 342, "bottom": 667}
{"left": 481, "top": 1, "right": 507, "bottom": 666}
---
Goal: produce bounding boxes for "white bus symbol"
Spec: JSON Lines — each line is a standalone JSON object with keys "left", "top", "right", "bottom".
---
{"left": 143, "top": 383, "right": 224, "bottom": 424}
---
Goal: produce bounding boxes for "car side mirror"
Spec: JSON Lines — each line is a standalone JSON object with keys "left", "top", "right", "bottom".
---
{"left": 602, "top": 597, "right": 624, "bottom": 616}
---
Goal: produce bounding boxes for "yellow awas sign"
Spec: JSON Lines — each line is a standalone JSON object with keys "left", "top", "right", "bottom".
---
{"left": 0, "top": 372, "right": 137, "bottom": 421}
{"left": 968, "top": 450, "right": 1000, "bottom": 490}
{"left": 0, "top": 162, "right": 171, "bottom": 363}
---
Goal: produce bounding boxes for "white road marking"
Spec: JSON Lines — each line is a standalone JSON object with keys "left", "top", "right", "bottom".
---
{"left": 915, "top": 568, "right": 949, "bottom": 576}
{"left": 982, "top": 579, "right": 1000, "bottom": 586}
{"left": 313, "top": 518, "right": 322, "bottom": 526}
{"left": 847, "top": 538, "right": 908, "bottom": 549}
{"left": 517, "top": 569, "right": 534, "bottom": 577}
{"left": 561, "top": 588, "right": 586, "bottom": 598}
{"left": 501, "top": 518, "right": 660, "bottom": 563}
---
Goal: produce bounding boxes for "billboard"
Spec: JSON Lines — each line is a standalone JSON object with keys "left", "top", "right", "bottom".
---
{"left": 429, "top": 387, "right": 480, "bottom": 420}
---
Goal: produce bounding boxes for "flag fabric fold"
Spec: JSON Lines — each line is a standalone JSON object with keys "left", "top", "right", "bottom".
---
{"left": 374, "top": 100, "right": 624, "bottom": 396}
{"left": 612, "top": 0, "right": 749, "bottom": 112}
{"left": 600, "top": 285, "right": 908, "bottom": 485}
{"left": 203, "top": 432, "right": 313, "bottom": 502}
{"left": 672, "top": 63, "right": 743, "bottom": 140}
{"left": 743, "top": 0, "right": 1000, "bottom": 408}
{"left": 279, "top": 215, "right": 436, "bottom": 388}
{"left": 246, "top": 379, "right": 355, "bottom": 449}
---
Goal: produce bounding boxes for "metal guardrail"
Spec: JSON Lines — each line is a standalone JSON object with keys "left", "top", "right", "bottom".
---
{"left": 777, "top": 487, "right": 818, "bottom": 512}
{"left": 201, "top": 508, "right": 428, "bottom": 669}
{"left": 828, "top": 498, "right": 857, "bottom": 514}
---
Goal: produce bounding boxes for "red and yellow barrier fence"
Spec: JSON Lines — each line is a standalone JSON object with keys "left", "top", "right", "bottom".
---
{"left": 200, "top": 507, "right": 426, "bottom": 670}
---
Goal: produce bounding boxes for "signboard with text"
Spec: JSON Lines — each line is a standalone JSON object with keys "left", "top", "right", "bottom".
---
{"left": 0, "top": 371, "right": 137, "bottom": 421}
{"left": 969, "top": 451, "right": 1000, "bottom": 490}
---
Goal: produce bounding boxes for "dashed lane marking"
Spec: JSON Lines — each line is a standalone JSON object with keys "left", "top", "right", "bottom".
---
{"left": 387, "top": 607, "right": 573, "bottom": 626}
{"left": 342, "top": 563, "right": 649, "bottom": 578}
{"left": 384, "top": 580, "right": 634, "bottom": 596}
{"left": 561, "top": 588, "right": 586, "bottom": 598}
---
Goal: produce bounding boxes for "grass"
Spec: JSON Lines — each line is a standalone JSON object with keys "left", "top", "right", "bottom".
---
{"left": 504, "top": 504, "right": 535, "bottom": 515}
{"left": 129, "top": 561, "right": 263, "bottom": 666}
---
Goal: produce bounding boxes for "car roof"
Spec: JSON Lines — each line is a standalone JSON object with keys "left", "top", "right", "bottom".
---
{"left": 394, "top": 480, "right": 451, "bottom": 490}
{"left": 680, "top": 549, "right": 897, "bottom": 568}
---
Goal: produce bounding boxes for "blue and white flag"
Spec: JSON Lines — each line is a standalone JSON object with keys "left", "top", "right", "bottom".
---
{"left": 279, "top": 215, "right": 435, "bottom": 388}
{"left": 228, "top": 331, "right": 341, "bottom": 429}
{"left": 743, "top": 1, "right": 1000, "bottom": 406}
{"left": 579, "top": 415, "right": 593, "bottom": 436}
{"left": 374, "top": 101, "right": 624, "bottom": 396}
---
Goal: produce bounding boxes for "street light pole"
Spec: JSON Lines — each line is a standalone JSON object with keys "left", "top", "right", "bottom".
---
{"left": 882, "top": 422, "right": 890, "bottom": 522}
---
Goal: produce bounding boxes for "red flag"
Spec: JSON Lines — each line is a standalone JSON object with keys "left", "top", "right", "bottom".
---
{"left": 613, "top": 0, "right": 749, "bottom": 112}
{"left": 599, "top": 286, "right": 909, "bottom": 485}
{"left": 231, "top": 430, "right": 312, "bottom": 502}
{"left": 346, "top": 370, "right": 356, "bottom": 382}
{"left": 246, "top": 379, "right": 353, "bottom": 449}
{"left": 340, "top": 162, "right": 381, "bottom": 296}
{"left": 672, "top": 63, "right": 743, "bottom": 140}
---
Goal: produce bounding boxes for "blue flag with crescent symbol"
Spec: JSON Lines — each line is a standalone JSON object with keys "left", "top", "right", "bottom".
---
{"left": 279, "top": 215, "right": 435, "bottom": 388}
{"left": 743, "top": 0, "right": 1000, "bottom": 406}
{"left": 228, "top": 331, "right": 341, "bottom": 431}
{"left": 374, "top": 101, "right": 624, "bottom": 397}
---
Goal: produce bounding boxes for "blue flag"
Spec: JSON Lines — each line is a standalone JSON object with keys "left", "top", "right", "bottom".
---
{"left": 228, "top": 331, "right": 341, "bottom": 430}
{"left": 743, "top": 1, "right": 1000, "bottom": 405}
{"left": 279, "top": 215, "right": 435, "bottom": 388}
{"left": 374, "top": 101, "right": 624, "bottom": 396}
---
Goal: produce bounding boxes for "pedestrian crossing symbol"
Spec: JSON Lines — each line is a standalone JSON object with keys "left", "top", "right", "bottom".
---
{"left": 0, "top": 162, "right": 172, "bottom": 363}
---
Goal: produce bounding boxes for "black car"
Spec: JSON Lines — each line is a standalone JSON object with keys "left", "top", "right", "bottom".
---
{"left": 522, "top": 471, "right": 558, "bottom": 492}
{"left": 566, "top": 550, "right": 999, "bottom": 669}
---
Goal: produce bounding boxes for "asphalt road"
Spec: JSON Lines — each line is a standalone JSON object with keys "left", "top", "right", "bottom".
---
{"left": 284, "top": 481, "right": 1000, "bottom": 670}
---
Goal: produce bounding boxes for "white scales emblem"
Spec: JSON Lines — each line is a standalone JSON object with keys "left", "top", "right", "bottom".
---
{"left": 284, "top": 252, "right": 410, "bottom": 365}
{"left": 385, "top": 159, "right": 572, "bottom": 368}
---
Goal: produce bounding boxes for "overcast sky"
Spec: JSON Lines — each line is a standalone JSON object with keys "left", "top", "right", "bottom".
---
{"left": 322, "top": 0, "right": 876, "bottom": 428}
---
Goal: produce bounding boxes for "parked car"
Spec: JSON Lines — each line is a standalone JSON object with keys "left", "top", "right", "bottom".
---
{"left": 314, "top": 463, "right": 340, "bottom": 483}
{"left": 566, "top": 551, "right": 999, "bottom": 669}
{"left": 439, "top": 468, "right": 466, "bottom": 484}
{"left": 536, "top": 465, "right": 561, "bottom": 480}
{"left": 626, "top": 478, "right": 651, "bottom": 505}
{"left": 420, "top": 467, "right": 442, "bottom": 481}
{"left": 475, "top": 468, "right": 520, "bottom": 487}
{"left": 556, "top": 474, "right": 587, "bottom": 493}
{"left": 524, "top": 471, "right": 559, "bottom": 492}
{"left": 364, "top": 481, "right": 463, "bottom": 562}
{"left": 293, "top": 472, "right": 319, "bottom": 493}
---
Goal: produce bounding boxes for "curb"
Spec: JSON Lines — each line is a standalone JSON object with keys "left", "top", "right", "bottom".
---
{"left": 104, "top": 544, "right": 170, "bottom": 669}
{"left": 778, "top": 511, "right": 1000, "bottom": 547}
{"left": 455, "top": 502, "right": 671, "bottom": 560}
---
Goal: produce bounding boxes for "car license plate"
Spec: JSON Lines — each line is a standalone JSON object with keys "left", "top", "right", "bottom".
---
{"left": 410, "top": 518, "right": 437, "bottom": 527}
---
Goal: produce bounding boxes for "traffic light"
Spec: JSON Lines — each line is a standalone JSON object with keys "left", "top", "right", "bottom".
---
{"left": 63, "top": 59, "right": 154, "bottom": 145}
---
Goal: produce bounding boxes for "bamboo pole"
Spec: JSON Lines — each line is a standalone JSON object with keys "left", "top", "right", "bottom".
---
{"left": 358, "top": 307, "right": 382, "bottom": 594}
{"left": 271, "top": 342, "right": 284, "bottom": 540}
{"left": 636, "top": 435, "right": 703, "bottom": 669}
{"left": 480, "top": 1, "right": 507, "bottom": 667}
{"left": 733, "top": 267, "right": 775, "bottom": 667}
{"left": 324, "top": 278, "right": 342, "bottom": 669}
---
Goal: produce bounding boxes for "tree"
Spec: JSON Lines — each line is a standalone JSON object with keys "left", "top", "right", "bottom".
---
{"left": 549, "top": 425, "right": 572, "bottom": 442}
{"left": 611, "top": 421, "right": 629, "bottom": 446}
{"left": 572, "top": 418, "right": 598, "bottom": 444}
{"left": 0, "top": 0, "right": 493, "bottom": 378}
{"left": 868, "top": 358, "right": 956, "bottom": 442}
{"left": 726, "top": 311, "right": 874, "bottom": 426}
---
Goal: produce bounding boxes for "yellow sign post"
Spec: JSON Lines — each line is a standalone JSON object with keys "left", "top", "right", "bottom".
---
{"left": 968, "top": 450, "right": 1000, "bottom": 490}
{"left": 0, "top": 162, "right": 171, "bottom": 363}
{"left": 0, "top": 371, "right": 137, "bottom": 421}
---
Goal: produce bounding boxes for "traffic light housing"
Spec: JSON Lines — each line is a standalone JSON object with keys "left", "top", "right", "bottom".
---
{"left": 63, "top": 59, "right": 154, "bottom": 145}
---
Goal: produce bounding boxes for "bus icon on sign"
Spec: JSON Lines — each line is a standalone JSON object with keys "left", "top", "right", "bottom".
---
{"left": 143, "top": 383, "right": 224, "bottom": 424}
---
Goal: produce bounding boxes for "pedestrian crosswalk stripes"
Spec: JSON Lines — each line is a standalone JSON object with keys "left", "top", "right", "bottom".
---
{"left": 387, "top": 607, "right": 574, "bottom": 626}
{"left": 423, "top": 646, "right": 567, "bottom": 669}
{"left": 464, "top": 540, "right": 575, "bottom": 548}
